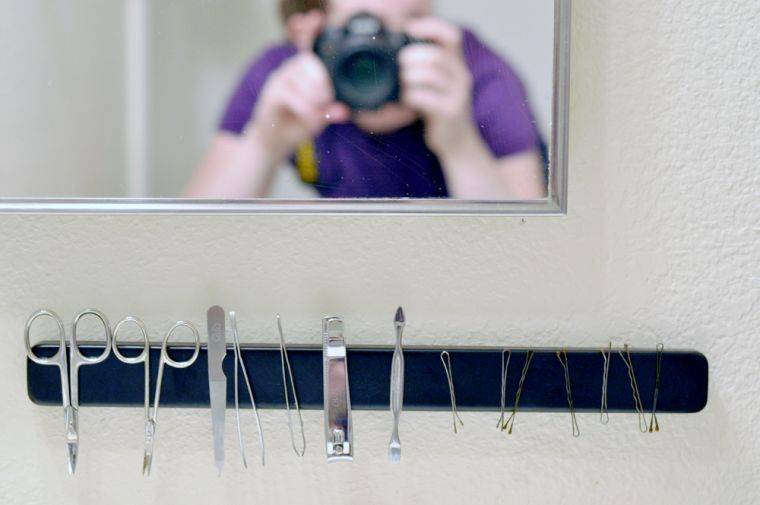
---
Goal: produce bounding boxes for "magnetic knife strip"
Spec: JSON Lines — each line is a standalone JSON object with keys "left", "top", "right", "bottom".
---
{"left": 27, "top": 345, "right": 708, "bottom": 413}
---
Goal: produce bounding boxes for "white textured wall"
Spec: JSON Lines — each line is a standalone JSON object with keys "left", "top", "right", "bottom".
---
{"left": 1, "top": 1, "right": 759, "bottom": 504}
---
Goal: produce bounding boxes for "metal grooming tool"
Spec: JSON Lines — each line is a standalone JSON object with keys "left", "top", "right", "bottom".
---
{"left": 649, "top": 343, "right": 664, "bottom": 433}
{"left": 502, "top": 350, "right": 535, "bottom": 434}
{"left": 323, "top": 317, "right": 353, "bottom": 462}
{"left": 207, "top": 306, "right": 227, "bottom": 476}
{"left": 24, "top": 309, "right": 113, "bottom": 475}
{"left": 556, "top": 350, "right": 580, "bottom": 437}
{"left": 143, "top": 321, "right": 201, "bottom": 476}
{"left": 497, "top": 349, "right": 512, "bottom": 429}
{"left": 111, "top": 316, "right": 151, "bottom": 469}
{"left": 277, "top": 315, "right": 306, "bottom": 457}
{"left": 600, "top": 342, "right": 612, "bottom": 424}
{"left": 230, "top": 312, "right": 265, "bottom": 467}
{"left": 388, "top": 307, "right": 405, "bottom": 463}
{"left": 440, "top": 351, "right": 464, "bottom": 434}
{"left": 618, "top": 344, "right": 647, "bottom": 433}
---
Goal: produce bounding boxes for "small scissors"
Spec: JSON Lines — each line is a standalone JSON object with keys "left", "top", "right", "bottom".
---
{"left": 111, "top": 317, "right": 151, "bottom": 470}
{"left": 140, "top": 321, "right": 201, "bottom": 476}
{"left": 24, "top": 308, "right": 113, "bottom": 475}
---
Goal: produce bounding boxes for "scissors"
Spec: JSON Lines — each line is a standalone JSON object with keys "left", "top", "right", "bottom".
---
{"left": 111, "top": 317, "right": 151, "bottom": 469}
{"left": 24, "top": 308, "right": 113, "bottom": 475}
{"left": 141, "top": 321, "right": 201, "bottom": 476}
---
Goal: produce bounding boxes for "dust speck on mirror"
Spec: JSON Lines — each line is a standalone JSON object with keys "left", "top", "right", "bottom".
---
{"left": 2, "top": 0, "right": 555, "bottom": 202}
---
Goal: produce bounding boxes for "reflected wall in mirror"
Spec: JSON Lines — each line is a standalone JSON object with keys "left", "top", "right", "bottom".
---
{"left": 1, "top": 0, "right": 565, "bottom": 205}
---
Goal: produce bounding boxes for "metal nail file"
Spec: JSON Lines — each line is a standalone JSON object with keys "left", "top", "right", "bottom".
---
{"left": 323, "top": 317, "right": 353, "bottom": 462}
{"left": 207, "top": 306, "right": 227, "bottom": 476}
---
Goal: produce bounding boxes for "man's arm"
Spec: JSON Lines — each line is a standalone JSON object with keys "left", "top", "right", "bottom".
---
{"left": 184, "top": 131, "right": 281, "bottom": 199}
{"left": 185, "top": 49, "right": 349, "bottom": 199}
{"left": 401, "top": 19, "right": 546, "bottom": 200}
{"left": 437, "top": 126, "right": 547, "bottom": 200}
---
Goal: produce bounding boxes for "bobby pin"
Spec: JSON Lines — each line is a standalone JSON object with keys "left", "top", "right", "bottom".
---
{"left": 502, "top": 350, "right": 535, "bottom": 435}
{"left": 618, "top": 344, "right": 647, "bottom": 433}
{"left": 600, "top": 342, "right": 612, "bottom": 424}
{"left": 649, "top": 343, "right": 664, "bottom": 433}
{"left": 440, "top": 351, "right": 464, "bottom": 434}
{"left": 496, "top": 350, "right": 512, "bottom": 430}
{"left": 557, "top": 350, "right": 580, "bottom": 437}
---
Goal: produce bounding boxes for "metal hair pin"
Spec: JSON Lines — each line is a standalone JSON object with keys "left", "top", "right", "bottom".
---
{"left": 497, "top": 350, "right": 512, "bottom": 430}
{"left": 502, "top": 350, "right": 535, "bottom": 435}
{"left": 600, "top": 342, "right": 612, "bottom": 424}
{"left": 440, "top": 351, "right": 464, "bottom": 434}
{"left": 618, "top": 344, "right": 647, "bottom": 433}
{"left": 557, "top": 349, "right": 580, "bottom": 438}
{"left": 649, "top": 343, "right": 664, "bottom": 433}
{"left": 277, "top": 315, "right": 306, "bottom": 457}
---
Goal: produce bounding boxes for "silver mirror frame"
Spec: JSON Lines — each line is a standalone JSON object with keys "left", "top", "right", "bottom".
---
{"left": 0, "top": 0, "right": 570, "bottom": 216}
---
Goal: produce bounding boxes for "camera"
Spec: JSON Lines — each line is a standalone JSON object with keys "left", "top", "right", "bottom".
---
{"left": 314, "top": 13, "right": 415, "bottom": 111}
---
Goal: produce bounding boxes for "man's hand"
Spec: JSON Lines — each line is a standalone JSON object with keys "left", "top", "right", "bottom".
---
{"left": 399, "top": 18, "right": 475, "bottom": 156}
{"left": 250, "top": 11, "right": 348, "bottom": 162}
{"left": 249, "top": 52, "right": 350, "bottom": 161}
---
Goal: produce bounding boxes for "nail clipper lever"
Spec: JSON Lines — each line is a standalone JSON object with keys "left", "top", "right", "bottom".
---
{"left": 323, "top": 317, "right": 353, "bottom": 462}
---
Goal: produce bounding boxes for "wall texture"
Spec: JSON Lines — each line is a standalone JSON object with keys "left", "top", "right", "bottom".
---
{"left": 1, "top": 1, "right": 759, "bottom": 504}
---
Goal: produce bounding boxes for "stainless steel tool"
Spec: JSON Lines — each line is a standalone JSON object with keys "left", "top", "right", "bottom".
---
{"left": 388, "top": 307, "right": 405, "bottom": 463}
{"left": 24, "top": 309, "right": 113, "bottom": 475}
{"left": 230, "top": 311, "right": 265, "bottom": 468}
{"left": 323, "top": 317, "right": 353, "bottom": 462}
{"left": 142, "top": 321, "right": 201, "bottom": 476}
{"left": 277, "top": 315, "right": 306, "bottom": 457}
{"left": 207, "top": 306, "right": 227, "bottom": 476}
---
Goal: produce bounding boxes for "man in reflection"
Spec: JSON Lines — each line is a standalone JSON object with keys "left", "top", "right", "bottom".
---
{"left": 186, "top": 0, "right": 547, "bottom": 200}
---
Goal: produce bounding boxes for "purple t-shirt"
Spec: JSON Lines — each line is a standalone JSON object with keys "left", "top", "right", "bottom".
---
{"left": 219, "top": 30, "right": 540, "bottom": 198}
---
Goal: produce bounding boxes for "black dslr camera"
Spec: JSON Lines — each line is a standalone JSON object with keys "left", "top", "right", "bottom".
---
{"left": 314, "top": 13, "right": 416, "bottom": 111}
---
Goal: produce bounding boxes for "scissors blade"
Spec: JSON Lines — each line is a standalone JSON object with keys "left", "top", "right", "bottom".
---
{"left": 142, "top": 420, "right": 156, "bottom": 476}
{"left": 64, "top": 406, "right": 78, "bottom": 475}
{"left": 142, "top": 454, "right": 151, "bottom": 476}
{"left": 67, "top": 442, "right": 77, "bottom": 475}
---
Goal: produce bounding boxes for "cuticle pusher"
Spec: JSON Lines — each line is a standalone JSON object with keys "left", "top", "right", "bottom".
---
{"left": 389, "top": 307, "right": 405, "bottom": 463}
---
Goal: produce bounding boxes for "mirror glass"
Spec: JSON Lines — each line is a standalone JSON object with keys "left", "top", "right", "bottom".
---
{"left": 1, "top": 0, "right": 559, "bottom": 203}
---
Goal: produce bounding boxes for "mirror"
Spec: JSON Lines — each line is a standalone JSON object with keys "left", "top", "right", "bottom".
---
{"left": 0, "top": 0, "right": 569, "bottom": 213}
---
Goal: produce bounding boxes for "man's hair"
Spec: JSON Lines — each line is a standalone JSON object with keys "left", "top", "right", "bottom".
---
{"left": 279, "top": 0, "right": 327, "bottom": 22}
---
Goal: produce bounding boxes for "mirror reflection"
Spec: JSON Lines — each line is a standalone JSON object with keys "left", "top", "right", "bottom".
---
{"left": 1, "top": 0, "right": 555, "bottom": 201}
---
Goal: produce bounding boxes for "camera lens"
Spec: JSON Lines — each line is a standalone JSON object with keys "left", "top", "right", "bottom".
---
{"left": 336, "top": 48, "right": 398, "bottom": 110}
{"left": 345, "top": 51, "right": 390, "bottom": 89}
{"left": 314, "top": 13, "right": 410, "bottom": 110}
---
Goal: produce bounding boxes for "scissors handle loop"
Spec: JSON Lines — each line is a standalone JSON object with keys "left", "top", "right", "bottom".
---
{"left": 24, "top": 309, "right": 67, "bottom": 365}
{"left": 161, "top": 321, "right": 201, "bottom": 369}
{"left": 71, "top": 309, "right": 112, "bottom": 364}
{"left": 112, "top": 317, "right": 150, "bottom": 364}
